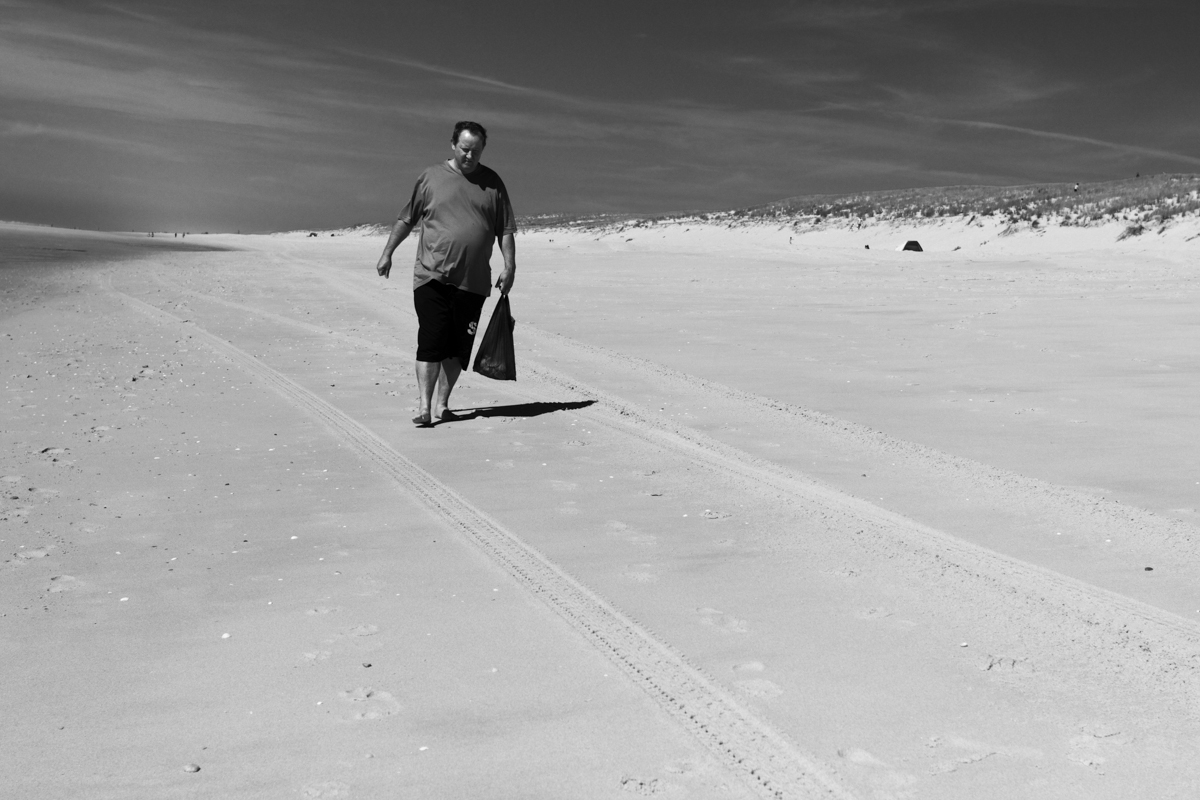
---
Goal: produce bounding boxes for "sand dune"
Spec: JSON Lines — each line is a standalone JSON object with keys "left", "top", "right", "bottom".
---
{"left": 3, "top": 217, "right": 1199, "bottom": 798}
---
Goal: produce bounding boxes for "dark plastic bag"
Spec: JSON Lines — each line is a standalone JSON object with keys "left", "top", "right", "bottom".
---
{"left": 472, "top": 294, "right": 516, "bottom": 380}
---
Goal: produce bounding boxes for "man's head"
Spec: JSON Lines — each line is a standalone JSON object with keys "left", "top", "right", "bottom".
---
{"left": 450, "top": 121, "right": 487, "bottom": 175}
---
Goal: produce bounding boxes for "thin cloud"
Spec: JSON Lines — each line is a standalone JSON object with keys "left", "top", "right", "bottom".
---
{"left": 687, "top": 2, "right": 1077, "bottom": 121}
{"left": 0, "top": 7, "right": 313, "bottom": 129}
{"left": 0, "top": 47, "right": 284, "bottom": 127}
{"left": 922, "top": 117, "right": 1200, "bottom": 167}
{"left": 714, "top": 56, "right": 863, "bottom": 89}
{"left": 0, "top": 120, "right": 178, "bottom": 159}
{"left": 339, "top": 48, "right": 599, "bottom": 109}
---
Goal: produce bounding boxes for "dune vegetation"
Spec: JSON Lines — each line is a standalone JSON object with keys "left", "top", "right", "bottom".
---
{"left": 518, "top": 173, "right": 1200, "bottom": 237}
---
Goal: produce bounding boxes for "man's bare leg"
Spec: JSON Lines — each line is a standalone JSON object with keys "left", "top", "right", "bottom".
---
{"left": 434, "top": 358, "right": 462, "bottom": 420}
{"left": 414, "top": 359, "right": 441, "bottom": 425}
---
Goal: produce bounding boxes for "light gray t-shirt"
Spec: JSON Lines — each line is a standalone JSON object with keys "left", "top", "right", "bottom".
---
{"left": 398, "top": 162, "right": 517, "bottom": 296}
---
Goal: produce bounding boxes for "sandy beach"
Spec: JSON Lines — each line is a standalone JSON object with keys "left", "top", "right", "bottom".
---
{"left": 3, "top": 217, "right": 1199, "bottom": 799}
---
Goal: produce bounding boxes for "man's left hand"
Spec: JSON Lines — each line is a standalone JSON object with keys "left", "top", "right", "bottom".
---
{"left": 495, "top": 268, "right": 514, "bottom": 295}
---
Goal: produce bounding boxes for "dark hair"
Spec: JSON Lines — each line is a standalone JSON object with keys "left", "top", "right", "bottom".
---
{"left": 452, "top": 120, "right": 487, "bottom": 146}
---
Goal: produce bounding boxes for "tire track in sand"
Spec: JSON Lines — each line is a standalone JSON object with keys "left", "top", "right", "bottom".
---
{"left": 144, "top": 274, "right": 1200, "bottom": 708}
{"left": 286, "top": 247, "right": 1200, "bottom": 563}
{"left": 256, "top": 248, "right": 1199, "bottom": 559}
{"left": 112, "top": 289, "right": 855, "bottom": 800}
{"left": 518, "top": 326, "right": 1200, "bottom": 554}
{"left": 519, "top": 364, "right": 1200, "bottom": 704}
{"left": 188, "top": 262, "right": 1200, "bottom": 701}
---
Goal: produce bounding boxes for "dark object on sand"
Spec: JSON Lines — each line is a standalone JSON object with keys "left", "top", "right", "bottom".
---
{"left": 901, "top": 240, "right": 923, "bottom": 252}
{"left": 472, "top": 295, "right": 517, "bottom": 380}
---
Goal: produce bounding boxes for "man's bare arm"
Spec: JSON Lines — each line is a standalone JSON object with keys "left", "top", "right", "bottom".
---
{"left": 496, "top": 232, "right": 516, "bottom": 295}
{"left": 376, "top": 219, "right": 413, "bottom": 279}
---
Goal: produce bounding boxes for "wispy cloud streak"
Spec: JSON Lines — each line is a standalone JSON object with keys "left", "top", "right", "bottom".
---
{"left": 918, "top": 117, "right": 1200, "bottom": 168}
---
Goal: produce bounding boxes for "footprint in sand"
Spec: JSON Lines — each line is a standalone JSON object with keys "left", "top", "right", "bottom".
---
{"left": 696, "top": 607, "right": 748, "bottom": 634}
{"left": 7, "top": 504, "right": 34, "bottom": 520}
{"left": 734, "top": 678, "right": 783, "bottom": 699}
{"left": 979, "top": 654, "right": 1034, "bottom": 675}
{"left": 338, "top": 687, "right": 401, "bottom": 720}
{"left": 305, "top": 606, "right": 338, "bottom": 616}
{"left": 1, "top": 476, "right": 23, "bottom": 484}
{"left": 924, "top": 736, "right": 1007, "bottom": 775}
{"left": 17, "top": 548, "right": 50, "bottom": 560}
{"left": 355, "top": 575, "right": 386, "bottom": 596}
{"left": 855, "top": 607, "right": 893, "bottom": 620}
{"left": 837, "top": 748, "right": 919, "bottom": 792}
{"left": 301, "top": 780, "right": 350, "bottom": 798}
{"left": 622, "top": 564, "right": 660, "bottom": 583}
{"left": 1067, "top": 724, "right": 1125, "bottom": 769}
{"left": 87, "top": 426, "right": 115, "bottom": 442}
{"left": 855, "top": 606, "right": 918, "bottom": 631}
{"left": 606, "top": 521, "right": 658, "bottom": 547}
{"left": 47, "top": 575, "right": 85, "bottom": 593}
{"left": 664, "top": 759, "right": 698, "bottom": 776}
{"left": 347, "top": 624, "right": 379, "bottom": 637}
{"left": 732, "top": 661, "right": 766, "bottom": 673}
{"left": 619, "top": 775, "right": 672, "bottom": 796}
{"left": 840, "top": 748, "right": 888, "bottom": 767}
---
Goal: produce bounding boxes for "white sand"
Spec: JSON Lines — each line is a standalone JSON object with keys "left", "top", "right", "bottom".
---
{"left": 3, "top": 218, "right": 1199, "bottom": 798}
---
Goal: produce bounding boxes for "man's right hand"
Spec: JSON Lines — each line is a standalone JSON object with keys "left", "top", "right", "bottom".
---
{"left": 376, "top": 219, "right": 412, "bottom": 280}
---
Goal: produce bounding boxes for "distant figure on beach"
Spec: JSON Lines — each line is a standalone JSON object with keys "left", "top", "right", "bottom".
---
{"left": 1074, "top": 183, "right": 1079, "bottom": 193}
{"left": 375, "top": 120, "right": 517, "bottom": 427}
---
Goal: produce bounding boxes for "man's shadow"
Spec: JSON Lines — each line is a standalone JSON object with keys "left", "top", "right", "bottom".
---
{"left": 439, "top": 400, "right": 595, "bottom": 424}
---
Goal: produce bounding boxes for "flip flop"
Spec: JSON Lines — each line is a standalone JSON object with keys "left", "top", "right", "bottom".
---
{"left": 412, "top": 412, "right": 433, "bottom": 427}
{"left": 437, "top": 409, "right": 460, "bottom": 422}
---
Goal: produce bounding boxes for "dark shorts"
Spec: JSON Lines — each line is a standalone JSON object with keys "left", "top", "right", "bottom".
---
{"left": 413, "top": 280, "right": 486, "bottom": 369}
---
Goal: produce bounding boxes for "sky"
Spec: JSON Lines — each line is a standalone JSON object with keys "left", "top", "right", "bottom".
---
{"left": 2, "top": 0, "right": 1198, "bottom": 232}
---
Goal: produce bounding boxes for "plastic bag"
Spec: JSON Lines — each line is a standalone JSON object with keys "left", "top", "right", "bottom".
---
{"left": 472, "top": 294, "right": 516, "bottom": 380}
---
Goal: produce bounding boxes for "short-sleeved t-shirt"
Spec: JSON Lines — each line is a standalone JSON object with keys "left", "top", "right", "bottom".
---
{"left": 398, "top": 162, "right": 517, "bottom": 296}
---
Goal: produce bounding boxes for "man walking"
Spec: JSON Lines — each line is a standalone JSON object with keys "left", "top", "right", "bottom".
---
{"left": 376, "top": 121, "right": 517, "bottom": 426}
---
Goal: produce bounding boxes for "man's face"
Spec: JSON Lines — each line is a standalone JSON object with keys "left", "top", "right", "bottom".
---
{"left": 451, "top": 131, "right": 484, "bottom": 174}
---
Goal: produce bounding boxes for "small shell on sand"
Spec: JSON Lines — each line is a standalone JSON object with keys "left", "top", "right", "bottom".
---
{"left": 183, "top": 763, "right": 201, "bottom": 773}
